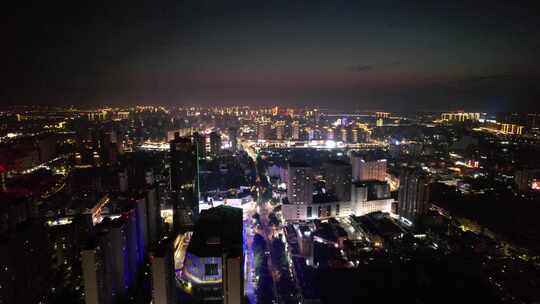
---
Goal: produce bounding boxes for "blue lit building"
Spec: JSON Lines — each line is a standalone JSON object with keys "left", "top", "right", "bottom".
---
{"left": 181, "top": 205, "right": 243, "bottom": 303}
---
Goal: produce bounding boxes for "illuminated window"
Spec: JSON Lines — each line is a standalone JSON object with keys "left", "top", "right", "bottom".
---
{"left": 205, "top": 263, "right": 219, "bottom": 276}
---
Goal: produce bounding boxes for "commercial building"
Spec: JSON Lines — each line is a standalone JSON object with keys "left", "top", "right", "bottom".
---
{"left": 350, "top": 181, "right": 393, "bottom": 216}
{"left": 182, "top": 205, "right": 243, "bottom": 303}
{"left": 283, "top": 162, "right": 395, "bottom": 222}
{"left": 283, "top": 161, "right": 353, "bottom": 221}
{"left": 283, "top": 200, "right": 347, "bottom": 221}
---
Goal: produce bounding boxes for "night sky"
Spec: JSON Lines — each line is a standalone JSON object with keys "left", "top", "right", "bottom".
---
{"left": 2, "top": 0, "right": 540, "bottom": 111}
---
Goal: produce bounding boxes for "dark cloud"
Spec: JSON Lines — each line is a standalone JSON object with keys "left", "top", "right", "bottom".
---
{"left": 348, "top": 65, "right": 374, "bottom": 72}
{"left": 459, "top": 74, "right": 513, "bottom": 83}
{"left": 348, "top": 61, "right": 402, "bottom": 72}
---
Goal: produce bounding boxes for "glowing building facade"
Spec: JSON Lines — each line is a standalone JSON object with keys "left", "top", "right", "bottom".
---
{"left": 441, "top": 112, "right": 480, "bottom": 122}
{"left": 181, "top": 206, "right": 243, "bottom": 303}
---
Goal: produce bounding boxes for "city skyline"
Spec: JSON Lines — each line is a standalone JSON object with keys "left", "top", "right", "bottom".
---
{"left": 1, "top": 105, "right": 540, "bottom": 303}
{"left": 2, "top": 1, "right": 540, "bottom": 303}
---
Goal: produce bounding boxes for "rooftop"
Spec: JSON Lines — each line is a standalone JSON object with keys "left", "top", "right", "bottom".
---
{"left": 187, "top": 205, "right": 242, "bottom": 258}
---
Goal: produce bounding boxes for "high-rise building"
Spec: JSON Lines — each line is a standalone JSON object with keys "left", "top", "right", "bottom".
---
{"left": 118, "top": 169, "right": 128, "bottom": 193}
{"left": 282, "top": 162, "right": 317, "bottom": 221}
{"left": 397, "top": 168, "right": 431, "bottom": 226}
{"left": 0, "top": 207, "right": 51, "bottom": 304}
{"left": 350, "top": 128, "right": 359, "bottom": 143}
{"left": 323, "top": 160, "right": 352, "bottom": 201}
{"left": 376, "top": 112, "right": 390, "bottom": 119}
{"left": 257, "top": 123, "right": 267, "bottom": 140}
{"left": 81, "top": 247, "right": 105, "bottom": 304}
{"left": 228, "top": 127, "right": 238, "bottom": 152}
{"left": 99, "top": 126, "right": 121, "bottom": 165}
{"left": 102, "top": 220, "right": 130, "bottom": 300}
{"left": 500, "top": 123, "right": 524, "bottom": 135}
{"left": 193, "top": 132, "right": 206, "bottom": 159}
{"left": 376, "top": 113, "right": 389, "bottom": 126}
{"left": 82, "top": 215, "right": 142, "bottom": 304}
{"left": 441, "top": 112, "right": 480, "bottom": 122}
{"left": 209, "top": 131, "right": 221, "bottom": 156}
{"left": 313, "top": 108, "right": 321, "bottom": 125}
{"left": 313, "top": 127, "right": 324, "bottom": 140}
{"left": 134, "top": 197, "right": 149, "bottom": 259}
{"left": 0, "top": 165, "right": 6, "bottom": 192}
{"left": 338, "top": 127, "right": 348, "bottom": 142}
{"left": 145, "top": 169, "right": 155, "bottom": 185}
{"left": 169, "top": 137, "right": 199, "bottom": 231}
{"left": 291, "top": 121, "right": 300, "bottom": 140}
{"left": 351, "top": 153, "right": 386, "bottom": 182}
{"left": 182, "top": 206, "right": 243, "bottom": 303}
{"left": 275, "top": 120, "right": 285, "bottom": 140}
{"left": 124, "top": 209, "right": 141, "bottom": 283}
{"left": 286, "top": 162, "right": 313, "bottom": 205}
{"left": 151, "top": 238, "right": 177, "bottom": 304}
{"left": 146, "top": 186, "right": 162, "bottom": 245}
{"left": 325, "top": 127, "right": 335, "bottom": 140}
